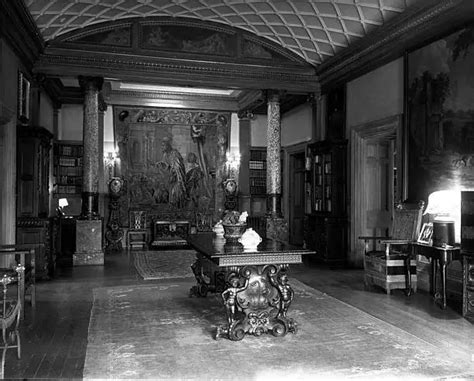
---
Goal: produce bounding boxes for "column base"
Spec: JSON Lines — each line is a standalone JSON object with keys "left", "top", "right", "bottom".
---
{"left": 266, "top": 216, "right": 288, "bottom": 243}
{"left": 73, "top": 251, "right": 104, "bottom": 266}
{"left": 74, "top": 219, "right": 104, "bottom": 266}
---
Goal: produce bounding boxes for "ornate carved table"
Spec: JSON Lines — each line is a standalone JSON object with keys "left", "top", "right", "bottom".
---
{"left": 187, "top": 233, "right": 315, "bottom": 341}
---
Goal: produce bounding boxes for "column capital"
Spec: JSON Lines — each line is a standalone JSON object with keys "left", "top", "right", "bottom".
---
{"left": 237, "top": 109, "right": 255, "bottom": 120}
{"left": 265, "top": 89, "right": 286, "bottom": 103}
{"left": 98, "top": 93, "right": 108, "bottom": 112}
{"left": 78, "top": 76, "right": 104, "bottom": 93}
{"left": 31, "top": 73, "right": 47, "bottom": 87}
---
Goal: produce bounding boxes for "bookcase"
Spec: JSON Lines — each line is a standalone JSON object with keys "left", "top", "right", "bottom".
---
{"left": 53, "top": 141, "right": 83, "bottom": 196}
{"left": 304, "top": 140, "right": 348, "bottom": 266}
{"left": 16, "top": 125, "right": 54, "bottom": 279}
{"left": 249, "top": 148, "right": 266, "bottom": 196}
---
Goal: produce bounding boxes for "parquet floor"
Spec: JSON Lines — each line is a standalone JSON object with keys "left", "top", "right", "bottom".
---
{"left": 3, "top": 250, "right": 473, "bottom": 380}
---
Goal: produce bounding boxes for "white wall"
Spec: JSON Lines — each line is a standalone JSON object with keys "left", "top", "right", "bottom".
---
{"left": 281, "top": 103, "right": 312, "bottom": 147}
{"left": 251, "top": 114, "right": 267, "bottom": 147}
{"left": 250, "top": 104, "right": 313, "bottom": 148}
{"left": 59, "top": 104, "right": 83, "bottom": 141}
{"left": 39, "top": 92, "right": 54, "bottom": 132}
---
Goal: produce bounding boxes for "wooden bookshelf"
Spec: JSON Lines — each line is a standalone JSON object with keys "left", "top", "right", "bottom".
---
{"left": 53, "top": 140, "right": 83, "bottom": 196}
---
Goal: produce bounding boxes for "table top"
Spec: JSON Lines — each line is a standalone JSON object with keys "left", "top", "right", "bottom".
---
{"left": 411, "top": 242, "right": 460, "bottom": 252}
{"left": 411, "top": 242, "right": 461, "bottom": 261}
{"left": 187, "top": 233, "right": 315, "bottom": 267}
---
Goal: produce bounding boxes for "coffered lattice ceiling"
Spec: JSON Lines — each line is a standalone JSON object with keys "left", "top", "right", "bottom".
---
{"left": 24, "top": 0, "right": 419, "bottom": 67}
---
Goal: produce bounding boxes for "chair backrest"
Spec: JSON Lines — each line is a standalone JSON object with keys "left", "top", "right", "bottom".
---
{"left": 390, "top": 201, "right": 425, "bottom": 240}
{"left": 129, "top": 210, "right": 147, "bottom": 230}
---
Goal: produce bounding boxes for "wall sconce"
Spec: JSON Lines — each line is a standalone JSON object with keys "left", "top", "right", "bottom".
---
{"left": 57, "top": 198, "right": 69, "bottom": 217}
{"left": 226, "top": 151, "right": 241, "bottom": 171}
{"left": 226, "top": 150, "right": 241, "bottom": 180}
{"left": 104, "top": 150, "right": 118, "bottom": 178}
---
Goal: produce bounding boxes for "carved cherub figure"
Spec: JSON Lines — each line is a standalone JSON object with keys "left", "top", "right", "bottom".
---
{"left": 221, "top": 275, "right": 249, "bottom": 325}
{"left": 270, "top": 272, "right": 294, "bottom": 318}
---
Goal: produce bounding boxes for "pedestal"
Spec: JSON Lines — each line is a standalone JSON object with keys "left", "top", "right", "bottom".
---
{"left": 266, "top": 216, "right": 288, "bottom": 243}
{"left": 73, "top": 219, "right": 104, "bottom": 265}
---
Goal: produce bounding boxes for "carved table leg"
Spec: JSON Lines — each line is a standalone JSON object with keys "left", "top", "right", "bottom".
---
{"left": 189, "top": 253, "right": 226, "bottom": 297}
{"left": 216, "top": 264, "right": 298, "bottom": 341}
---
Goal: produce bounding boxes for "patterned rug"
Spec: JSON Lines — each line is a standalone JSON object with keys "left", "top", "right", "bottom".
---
{"left": 83, "top": 279, "right": 474, "bottom": 380}
{"left": 133, "top": 249, "right": 197, "bottom": 280}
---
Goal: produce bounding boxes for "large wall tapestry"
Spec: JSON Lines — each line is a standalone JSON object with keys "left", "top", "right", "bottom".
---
{"left": 114, "top": 107, "right": 229, "bottom": 229}
{"left": 407, "top": 24, "right": 474, "bottom": 202}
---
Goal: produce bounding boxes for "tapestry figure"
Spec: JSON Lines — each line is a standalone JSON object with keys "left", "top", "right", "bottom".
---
{"left": 155, "top": 136, "right": 186, "bottom": 208}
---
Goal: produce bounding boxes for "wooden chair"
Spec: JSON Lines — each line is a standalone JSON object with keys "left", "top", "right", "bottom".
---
{"left": 359, "top": 201, "right": 425, "bottom": 295}
{"left": 127, "top": 210, "right": 148, "bottom": 250}
{"left": 0, "top": 264, "right": 23, "bottom": 379}
{"left": 0, "top": 245, "right": 37, "bottom": 320}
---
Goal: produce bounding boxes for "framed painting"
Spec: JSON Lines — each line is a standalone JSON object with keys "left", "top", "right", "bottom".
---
{"left": 417, "top": 222, "right": 433, "bottom": 245}
{"left": 406, "top": 24, "right": 474, "bottom": 202}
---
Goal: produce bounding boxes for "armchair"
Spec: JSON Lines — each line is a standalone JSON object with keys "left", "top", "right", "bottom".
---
{"left": 0, "top": 245, "right": 37, "bottom": 320}
{"left": 359, "top": 201, "right": 425, "bottom": 295}
{"left": 0, "top": 265, "right": 23, "bottom": 379}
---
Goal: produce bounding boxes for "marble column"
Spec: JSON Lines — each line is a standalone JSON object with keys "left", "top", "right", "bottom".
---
{"left": 79, "top": 76, "right": 103, "bottom": 219}
{"left": 74, "top": 76, "right": 104, "bottom": 266}
{"left": 265, "top": 91, "right": 288, "bottom": 242}
{"left": 98, "top": 97, "right": 106, "bottom": 219}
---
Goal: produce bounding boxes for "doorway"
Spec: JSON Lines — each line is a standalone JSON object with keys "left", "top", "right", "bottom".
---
{"left": 289, "top": 151, "right": 306, "bottom": 246}
{"left": 350, "top": 115, "right": 404, "bottom": 266}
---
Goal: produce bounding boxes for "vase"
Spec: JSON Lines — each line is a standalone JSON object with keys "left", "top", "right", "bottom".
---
{"left": 222, "top": 223, "right": 247, "bottom": 242}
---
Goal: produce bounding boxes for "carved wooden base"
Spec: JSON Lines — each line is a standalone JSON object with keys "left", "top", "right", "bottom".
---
{"left": 190, "top": 254, "right": 298, "bottom": 340}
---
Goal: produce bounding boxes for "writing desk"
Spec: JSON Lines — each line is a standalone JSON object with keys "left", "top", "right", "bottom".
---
{"left": 186, "top": 233, "right": 315, "bottom": 341}
{"left": 410, "top": 242, "right": 461, "bottom": 309}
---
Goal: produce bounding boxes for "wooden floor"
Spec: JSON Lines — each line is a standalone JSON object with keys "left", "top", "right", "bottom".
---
{"left": 4, "top": 250, "right": 473, "bottom": 380}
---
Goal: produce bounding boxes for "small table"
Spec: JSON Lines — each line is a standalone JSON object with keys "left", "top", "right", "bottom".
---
{"left": 187, "top": 233, "right": 315, "bottom": 341}
{"left": 410, "top": 243, "right": 461, "bottom": 309}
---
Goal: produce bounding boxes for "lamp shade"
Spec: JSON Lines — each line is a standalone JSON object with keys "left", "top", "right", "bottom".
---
{"left": 424, "top": 190, "right": 460, "bottom": 243}
{"left": 58, "top": 198, "right": 69, "bottom": 208}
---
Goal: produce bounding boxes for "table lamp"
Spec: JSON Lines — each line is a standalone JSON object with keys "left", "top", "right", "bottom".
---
{"left": 57, "top": 198, "right": 69, "bottom": 216}
{"left": 424, "top": 190, "right": 460, "bottom": 247}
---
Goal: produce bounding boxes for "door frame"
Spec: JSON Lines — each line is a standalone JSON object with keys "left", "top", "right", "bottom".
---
{"left": 350, "top": 114, "right": 406, "bottom": 267}
{"left": 283, "top": 143, "right": 307, "bottom": 241}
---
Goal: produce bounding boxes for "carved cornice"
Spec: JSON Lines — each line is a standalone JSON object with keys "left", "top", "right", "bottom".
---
{"left": 109, "top": 88, "right": 239, "bottom": 111}
{"left": 35, "top": 50, "right": 319, "bottom": 92}
{"left": 317, "top": 0, "right": 473, "bottom": 91}
{"left": 0, "top": 0, "right": 44, "bottom": 71}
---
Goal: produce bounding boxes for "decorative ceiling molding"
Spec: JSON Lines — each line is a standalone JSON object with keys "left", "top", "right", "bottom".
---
{"left": 24, "top": 0, "right": 416, "bottom": 67}
{"left": 35, "top": 47, "right": 319, "bottom": 92}
{"left": 317, "top": 0, "right": 473, "bottom": 90}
